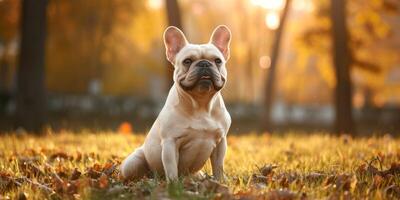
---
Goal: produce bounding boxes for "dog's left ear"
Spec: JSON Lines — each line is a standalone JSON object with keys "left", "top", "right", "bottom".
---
{"left": 209, "top": 25, "right": 231, "bottom": 60}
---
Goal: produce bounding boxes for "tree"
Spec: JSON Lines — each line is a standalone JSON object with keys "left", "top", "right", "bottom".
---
{"left": 263, "top": 0, "right": 292, "bottom": 132}
{"left": 15, "top": 0, "right": 48, "bottom": 133}
{"left": 330, "top": 0, "right": 354, "bottom": 134}
{"left": 0, "top": 0, "right": 19, "bottom": 110}
{"left": 297, "top": 0, "right": 398, "bottom": 133}
{"left": 165, "top": 0, "right": 183, "bottom": 88}
{"left": 45, "top": 1, "right": 146, "bottom": 95}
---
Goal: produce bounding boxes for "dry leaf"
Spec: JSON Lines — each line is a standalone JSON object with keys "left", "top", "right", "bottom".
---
{"left": 70, "top": 168, "right": 81, "bottom": 180}
{"left": 259, "top": 164, "right": 278, "bottom": 177}
{"left": 49, "top": 152, "right": 71, "bottom": 162}
{"left": 99, "top": 173, "right": 109, "bottom": 189}
{"left": 267, "top": 189, "right": 297, "bottom": 200}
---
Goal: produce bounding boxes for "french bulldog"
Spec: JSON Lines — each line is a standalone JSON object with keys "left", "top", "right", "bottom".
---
{"left": 120, "top": 25, "right": 232, "bottom": 182}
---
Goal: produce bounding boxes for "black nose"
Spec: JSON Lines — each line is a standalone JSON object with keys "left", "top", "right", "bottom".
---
{"left": 196, "top": 60, "right": 212, "bottom": 68}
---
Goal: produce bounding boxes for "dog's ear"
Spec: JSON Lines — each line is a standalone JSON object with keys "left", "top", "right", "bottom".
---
{"left": 209, "top": 25, "right": 231, "bottom": 60}
{"left": 163, "top": 26, "right": 188, "bottom": 64}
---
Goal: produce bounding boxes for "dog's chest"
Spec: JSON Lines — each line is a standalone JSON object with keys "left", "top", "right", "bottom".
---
{"left": 174, "top": 116, "right": 224, "bottom": 172}
{"left": 185, "top": 115, "right": 224, "bottom": 141}
{"left": 173, "top": 115, "right": 224, "bottom": 148}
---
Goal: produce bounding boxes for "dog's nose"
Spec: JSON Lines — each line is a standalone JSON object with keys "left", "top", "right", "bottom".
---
{"left": 196, "top": 60, "right": 212, "bottom": 68}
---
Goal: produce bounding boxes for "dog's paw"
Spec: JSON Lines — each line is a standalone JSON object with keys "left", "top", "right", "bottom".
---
{"left": 192, "top": 171, "right": 206, "bottom": 180}
{"left": 213, "top": 174, "right": 228, "bottom": 183}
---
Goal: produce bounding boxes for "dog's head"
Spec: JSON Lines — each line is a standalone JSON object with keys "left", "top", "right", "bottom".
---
{"left": 163, "top": 25, "right": 231, "bottom": 95}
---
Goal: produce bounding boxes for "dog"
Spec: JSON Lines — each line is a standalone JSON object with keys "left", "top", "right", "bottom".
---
{"left": 120, "top": 25, "right": 232, "bottom": 182}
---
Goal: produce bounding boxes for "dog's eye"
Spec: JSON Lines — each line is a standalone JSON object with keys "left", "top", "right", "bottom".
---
{"left": 215, "top": 58, "right": 222, "bottom": 65}
{"left": 183, "top": 58, "right": 192, "bottom": 66}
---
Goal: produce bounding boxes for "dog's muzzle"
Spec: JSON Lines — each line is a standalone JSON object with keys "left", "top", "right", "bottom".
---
{"left": 195, "top": 60, "right": 213, "bottom": 81}
{"left": 179, "top": 60, "right": 225, "bottom": 91}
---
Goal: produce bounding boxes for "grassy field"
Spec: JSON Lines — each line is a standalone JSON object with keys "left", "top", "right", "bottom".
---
{"left": 0, "top": 131, "right": 399, "bottom": 199}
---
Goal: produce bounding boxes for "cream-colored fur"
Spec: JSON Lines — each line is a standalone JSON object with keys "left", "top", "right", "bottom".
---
{"left": 120, "top": 25, "right": 231, "bottom": 182}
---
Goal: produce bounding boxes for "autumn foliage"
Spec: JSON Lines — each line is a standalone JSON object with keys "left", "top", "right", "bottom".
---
{"left": 0, "top": 132, "right": 399, "bottom": 199}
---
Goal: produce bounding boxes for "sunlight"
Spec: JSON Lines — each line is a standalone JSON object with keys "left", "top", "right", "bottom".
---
{"left": 252, "top": 0, "right": 314, "bottom": 12}
{"left": 293, "top": 0, "right": 314, "bottom": 12}
{"left": 259, "top": 55, "right": 271, "bottom": 69}
{"left": 147, "top": 0, "right": 163, "bottom": 10}
{"left": 251, "top": 0, "right": 286, "bottom": 10}
{"left": 265, "top": 12, "right": 280, "bottom": 30}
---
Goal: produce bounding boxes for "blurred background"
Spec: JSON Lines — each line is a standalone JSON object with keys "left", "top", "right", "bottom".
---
{"left": 0, "top": 0, "right": 399, "bottom": 135}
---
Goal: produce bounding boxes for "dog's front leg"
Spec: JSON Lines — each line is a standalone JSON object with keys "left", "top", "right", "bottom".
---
{"left": 210, "top": 136, "right": 227, "bottom": 181}
{"left": 161, "top": 138, "right": 178, "bottom": 182}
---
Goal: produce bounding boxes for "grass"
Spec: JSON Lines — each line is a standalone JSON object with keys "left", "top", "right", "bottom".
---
{"left": 0, "top": 131, "right": 399, "bottom": 199}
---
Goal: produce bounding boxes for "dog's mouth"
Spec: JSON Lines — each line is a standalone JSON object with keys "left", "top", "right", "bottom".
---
{"left": 179, "top": 65, "right": 226, "bottom": 92}
{"left": 179, "top": 75, "right": 225, "bottom": 91}
{"left": 200, "top": 75, "right": 211, "bottom": 80}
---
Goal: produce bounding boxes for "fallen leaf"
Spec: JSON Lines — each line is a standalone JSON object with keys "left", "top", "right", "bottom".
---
{"left": 267, "top": 189, "right": 297, "bottom": 200}
{"left": 18, "top": 159, "right": 45, "bottom": 177}
{"left": 279, "top": 176, "right": 289, "bottom": 188}
{"left": 75, "top": 152, "right": 82, "bottom": 162}
{"left": 118, "top": 122, "right": 133, "bottom": 135}
{"left": 251, "top": 174, "right": 268, "bottom": 184}
{"left": 66, "top": 181, "right": 79, "bottom": 195}
{"left": 20, "top": 176, "right": 55, "bottom": 194}
{"left": 49, "top": 152, "right": 71, "bottom": 162}
{"left": 304, "top": 172, "right": 325, "bottom": 182}
{"left": 85, "top": 168, "right": 102, "bottom": 179}
{"left": 372, "top": 175, "right": 384, "bottom": 188}
{"left": 335, "top": 174, "right": 352, "bottom": 191}
{"left": 0, "top": 173, "right": 21, "bottom": 192}
{"left": 325, "top": 174, "right": 353, "bottom": 192}
{"left": 103, "top": 163, "right": 117, "bottom": 176}
{"left": 199, "top": 179, "right": 229, "bottom": 194}
{"left": 384, "top": 185, "right": 400, "bottom": 198}
{"left": 259, "top": 164, "right": 278, "bottom": 177}
{"left": 382, "top": 162, "right": 400, "bottom": 176}
{"left": 70, "top": 168, "right": 81, "bottom": 180}
{"left": 99, "top": 173, "right": 109, "bottom": 189}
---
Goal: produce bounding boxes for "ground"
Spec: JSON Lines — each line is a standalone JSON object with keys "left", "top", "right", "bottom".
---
{"left": 0, "top": 131, "right": 399, "bottom": 200}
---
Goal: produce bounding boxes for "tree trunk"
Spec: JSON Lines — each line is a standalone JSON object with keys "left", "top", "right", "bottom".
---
{"left": 165, "top": 0, "right": 183, "bottom": 88}
{"left": 0, "top": 52, "right": 9, "bottom": 92}
{"left": 15, "top": 0, "right": 48, "bottom": 133}
{"left": 263, "top": 0, "right": 292, "bottom": 132}
{"left": 0, "top": 53, "right": 10, "bottom": 112}
{"left": 330, "top": 0, "right": 354, "bottom": 134}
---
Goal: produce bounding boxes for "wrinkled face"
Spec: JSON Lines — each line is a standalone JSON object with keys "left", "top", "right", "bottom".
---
{"left": 174, "top": 44, "right": 227, "bottom": 93}
{"left": 163, "top": 25, "right": 231, "bottom": 95}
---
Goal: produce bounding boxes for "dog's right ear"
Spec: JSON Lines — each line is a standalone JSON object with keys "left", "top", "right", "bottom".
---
{"left": 163, "top": 26, "right": 188, "bottom": 64}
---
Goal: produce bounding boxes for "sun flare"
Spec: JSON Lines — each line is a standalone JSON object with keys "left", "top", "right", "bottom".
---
{"left": 251, "top": 0, "right": 286, "bottom": 10}
{"left": 265, "top": 11, "right": 280, "bottom": 30}
{"left": 147, "top": 0, "right": 163, "bottom": 10}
